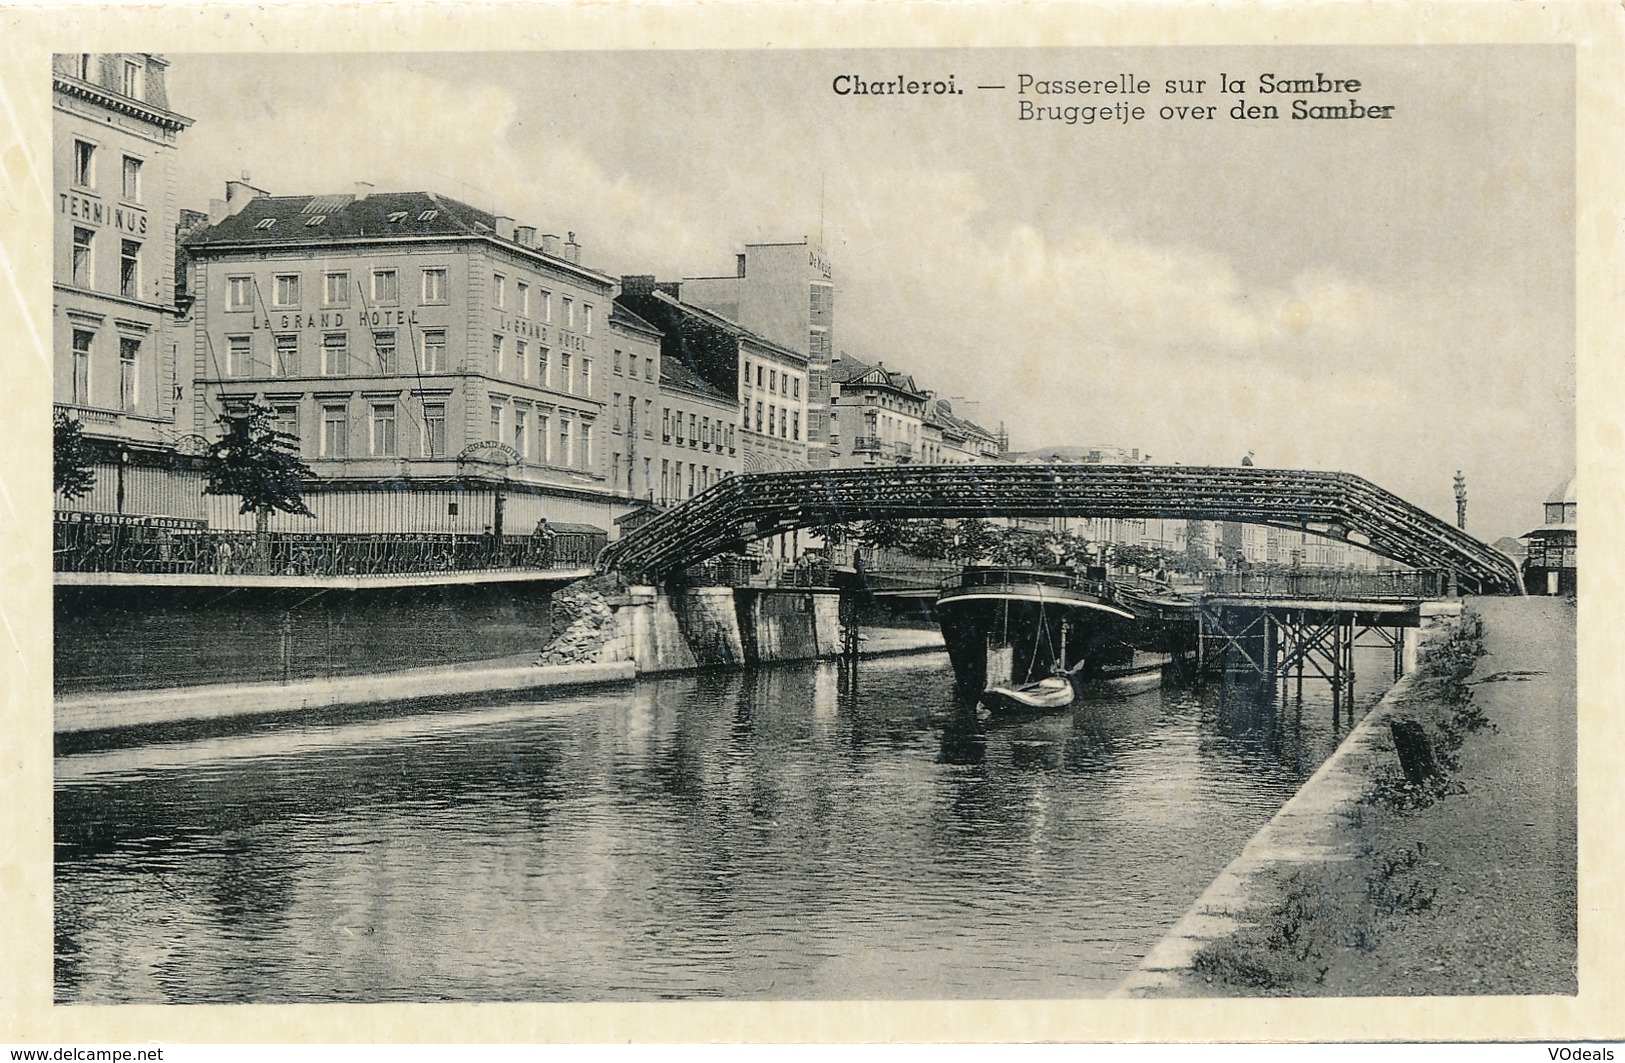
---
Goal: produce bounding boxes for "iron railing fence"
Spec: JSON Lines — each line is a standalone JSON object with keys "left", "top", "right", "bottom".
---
{"left": 1202, "top": 569, "right": 1445, "bottom": 601}
{"left": 54, "top": 518, "right": 604, "bottom": 577}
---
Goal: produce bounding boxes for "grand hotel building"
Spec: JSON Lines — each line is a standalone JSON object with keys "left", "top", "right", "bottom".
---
{"left": 181, "top": 185, "right": 627, "bottom": 535}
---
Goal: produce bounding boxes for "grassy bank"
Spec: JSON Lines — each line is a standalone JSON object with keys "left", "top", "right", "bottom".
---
{"left": 1179, "top": 600, "right": 1576, "bottom": 996}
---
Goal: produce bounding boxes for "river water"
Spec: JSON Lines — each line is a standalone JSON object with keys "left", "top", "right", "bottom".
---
{"left": 55, "top": 647, "right": 1395, "bottom": 1003}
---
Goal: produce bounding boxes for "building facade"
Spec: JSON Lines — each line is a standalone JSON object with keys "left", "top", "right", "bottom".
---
{"left": 52, "top": 53, "right": 194, "bottom": 515}
{"left": 617, "top": 278, "right": 808, "bottom": 478}
{"left": 1522, "top": 473, "right": 1577, "bottom": 595}
{"left": 829, "top": 355, "right": 928, "bottom": 467}
{"left": 182, "top": 186, "right": 623, "bottom": 535}
{"left": 681, "top": 240, "right": 834, "bottom": 469}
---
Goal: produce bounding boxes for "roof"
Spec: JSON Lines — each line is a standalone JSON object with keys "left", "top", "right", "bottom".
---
{"left": 183, "top": 190, "right": 613, "bottom": 285}
{"left": 923, "top": 395, "right": 999, "bottom": 442}
{"left": 834, "top": 353, "right": 924, "bottom": 398}
{"left": 608, "top": 303, "right": 663, "bottom": 339}
{"left": 648, "top": 289, "right": 806, "bottom": 364}
{"left": 659, "top": 352, "right": 733, "bottom": 405}
{"left": 1546, "top": 473, "right": 1577, "bottom": 506}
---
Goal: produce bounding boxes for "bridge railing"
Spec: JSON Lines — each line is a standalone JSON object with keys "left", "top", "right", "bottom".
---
{"left": 54, "top": 518, "right": 603, "bottom": 577}
{"left": 1202, "top": 569, "right": 1446, "bottom": 601}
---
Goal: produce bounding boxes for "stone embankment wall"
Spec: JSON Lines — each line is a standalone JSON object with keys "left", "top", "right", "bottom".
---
{"left": 537, "top": 579, "right": 833, "bottom": 674}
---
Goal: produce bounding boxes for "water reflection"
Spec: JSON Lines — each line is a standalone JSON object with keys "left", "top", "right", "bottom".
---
{"left": 56, "top": 647, "right": 1394, "bottom": 1003}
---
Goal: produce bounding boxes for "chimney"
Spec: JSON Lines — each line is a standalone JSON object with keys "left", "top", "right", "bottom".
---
{"left": 224, "top": 174, "right": 267, "bottom": 217}
{"left": 515, "top": 225, "right": 536, "bottom": 248}
{"left": 353, "top": 181, "right": 374, "bottom": 201}
{"left": 541, "top": 233, "right": 561, "bottom": 256}
{"left": 493, "top": 214, "right": 515, "bottom": 241}
{"left": 736, "top": 253, "right": 747, "bottom": 278}
{"left": 565, "top": 231, "right": 582, "bottom": 263}
{"left": 620, "top": 275, "right": 656, "bottom": 299}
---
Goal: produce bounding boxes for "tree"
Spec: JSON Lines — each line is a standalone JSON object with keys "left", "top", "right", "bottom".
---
{"left": 53, "top": 412, "right": 97, "bottom": 501}
{"left": 203, "top": 402, "right": 316, "bottom": 572}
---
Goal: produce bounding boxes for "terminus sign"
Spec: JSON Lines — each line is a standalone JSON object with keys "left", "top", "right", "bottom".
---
{"left": 59, "top": 192, "right": 148, "bottom": 235}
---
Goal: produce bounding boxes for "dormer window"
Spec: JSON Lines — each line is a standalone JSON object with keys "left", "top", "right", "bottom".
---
{"left": 254, "top": 218, "right": 277, "bottom": 230}
{"left": 304, "top": 215, "right": 325, "bottom": 227}
{"left": 387, "top": 211, "right": 408, "bottom": 223}
{"left": 418, "top": 210, "right": 439, "bottom": 222}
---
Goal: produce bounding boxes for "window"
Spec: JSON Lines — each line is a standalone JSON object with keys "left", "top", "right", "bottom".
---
{"left": 71, "top": 228, "right": 93, "bottom": 287}
{"left": 321, "top": 332, "right": 348, "bottom": 376}
{"left": 561, "top": 352, "right": 572, "bottom": 393}
{"left": 662, "top": 459, "right": 671, "bottom": 502}
{"left": 581, "top": 421, "right": 593, "bottom": 468}
{"left": 422, "top": 403, "right": 446, "bottom": 457}
{"left": 582, "top": 357, "right": 592, "bottom": 396}
{"left": 781, "top": 408, "right": 789, "bottom": 439}
{"left": 792, "top": 411, "right": 800, "bottom": 441}
{"left": 701, "top": 416, "right": 710, "bottom": 447}
{"left": 273, "top": 273, "right": 300, "bottom": 308}
{"left": 421, "top": 268, "right": 447, "bottom": 304}
{"left": 492, "top": 334, "right": 505, "bottom": 375}
{"left": 727, "top": 424, "right": 736, "bottom": 453}
{"left": 755, "top": 401, "right": 764, "bottom": 433}
{"left": 387, "top": 211, "right": 409, "bottom": 224}
{"left": 490, "top": 405, "right": 504, "bottom": 444}
{"left": 643, "top": 398, "right": 653, "bottom": 437}
{"left": 255, "top": 218, "right": 277, "bottom": 231}
{"left": 757, "top": 365, "right": 764, "bottom": 389}
{"left": 662, "top": 407, "right": 671, "bottom": 442}
{"left": 612, "top": 393, "right": 622, "bottom": 432}
{"left": 493, "top": 273, "right": 506, "bottom": 309}
{"left": 273, "top": 333, "right": 299, "bottom": 376}
{"left": 688, "top": 462, "right": 696, "bottom": 499}
{"left": 118, "top": 338, "right": 138, "bottom": 411}
{"left": 321, "top": 405, "right": 348, "bottom": 458}
{"left": 422, "top": 330, "right": 446, "bottom": 373}
{"left": 564, "top": 297, "right": 574, "bottom": 331}
{"left": 517, "top": 340, "right": 529, "bottom": 379}
{"left": 537, "top": 346, "right": 550, "bottom": 386}
{"left": 645, "top": 357, "right": 655, "bottom": 382}
{"left": 418, "top": 209, "right": 438, "bottom": 222}
{"left": 770, "top": 369, "right": 777, "bottom": 394}
{"left": 273, "top": 405, "right": 300, "bottom": 449}
{"left": 71, "top": 330, "right": 92, "bottom": 404}
{"left": 374, "top": 331, "right": 397, "bottom": 374}
{"left": 538, "top": 290, "right": 551, "bottom": 322}
{"left": 121, "top": 156, "right": 141, "bottom": 202}
{"left": 793, "top": 377, "right": 801, "bottom": 400}
{"left": 537, "top": 412, "right": 551, "bottom": 463}
{"left": 627, "top": 395, "right": 638, "bottom": 435}
{"left": 514, "top": 409, "right": 528, "bottom": 457}
{"left": 613, "top": 349, "right": 623, "bottom": 375}
{"left": 324, "top": 271, "right": 349, "bottom": 306}
{"left": 559, "top": 417, "right": 572, "bottom": 466}
{"left": 227, "top": 275, "right": 253, "bottom": 311}
{"left": 371, "top": 404, "right": 397, "bottom": 455}
{"left": 768, "top": 406, "right": 777, "bottom": 437}
{"left": 582, "top": 304, "right": 593, "bottom": 335}
{"left": 371, "top": 269, "right": 398, "bottom": 304}
{"left": 227, "top": 335, "right": 252, "bottom": 377}
{"left": 73, "top": 140, "right": 94, "bottom": 188}
{"left": 689, "top": 413, "right": 697, "bottom": 447}
{"left": 518, "top": 282, "right": 530, "bottom": 316}
{"left": 673, "top": 410, "right": 683, "bottom": 444}
{"left": 121, "top": 59, "right": 141, "bottom": 98}
{"left": 744, "top": 361, "right": 752, "bottom": 389}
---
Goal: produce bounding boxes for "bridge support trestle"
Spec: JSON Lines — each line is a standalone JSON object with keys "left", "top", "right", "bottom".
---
{"left": 1199, "top": 602, "right": 1416, "bottom": 723}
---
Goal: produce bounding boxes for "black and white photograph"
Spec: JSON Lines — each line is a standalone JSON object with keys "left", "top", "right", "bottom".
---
{"left": 7, "top": 0, "right": 1620, "bottom": 1046}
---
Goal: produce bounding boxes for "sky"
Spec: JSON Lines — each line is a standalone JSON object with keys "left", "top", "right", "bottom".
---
{"left": 166, "top": 46, "right": 1575, "bottom": 543}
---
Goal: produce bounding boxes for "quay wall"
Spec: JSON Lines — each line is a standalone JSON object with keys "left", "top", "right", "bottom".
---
{"left": 55, "top": 578, "right": 888, "bottom": 732}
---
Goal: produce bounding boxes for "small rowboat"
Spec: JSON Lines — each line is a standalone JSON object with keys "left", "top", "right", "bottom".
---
{"left": 980, "top": 675, "right": 1075, "bottom": 714}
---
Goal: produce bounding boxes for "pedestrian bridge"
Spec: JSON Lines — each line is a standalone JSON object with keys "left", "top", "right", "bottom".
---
{"left": 597, "top": 464, "right": 1524, "bottom": 595}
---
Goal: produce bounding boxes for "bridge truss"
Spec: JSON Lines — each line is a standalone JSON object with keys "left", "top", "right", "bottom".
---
{"left": 597, "top": 464, "right": 1523, "bottom": 595}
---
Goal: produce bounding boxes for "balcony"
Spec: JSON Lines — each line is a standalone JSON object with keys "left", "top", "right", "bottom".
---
{"left": 850, "top": 435, "right": 883, "bottom": 454}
